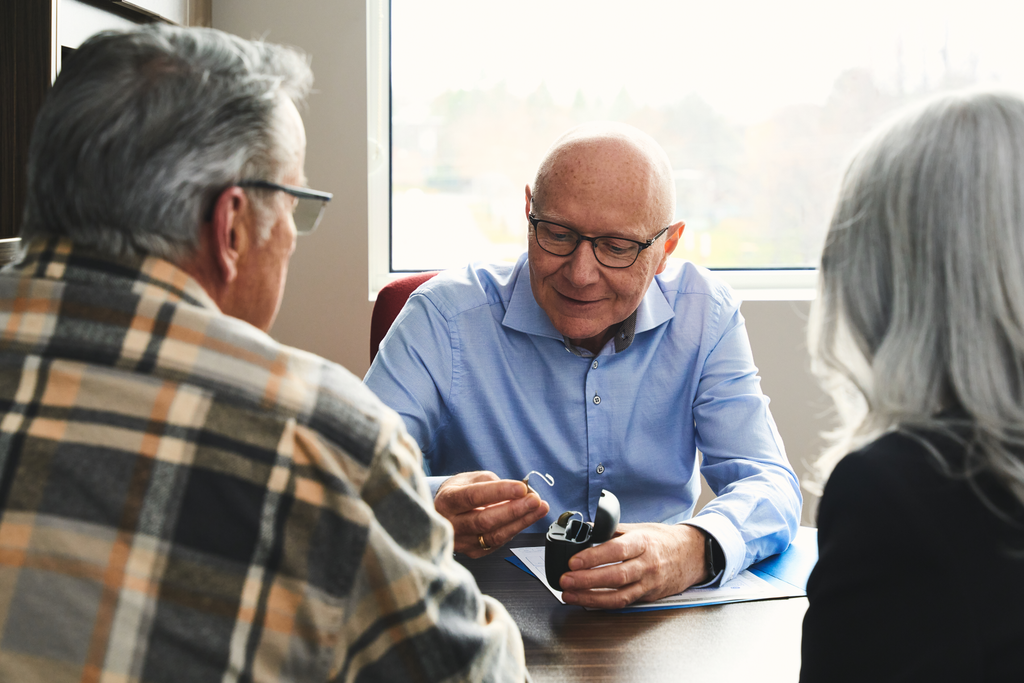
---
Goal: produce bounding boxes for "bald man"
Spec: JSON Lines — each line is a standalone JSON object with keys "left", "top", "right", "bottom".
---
{"left": 365, "top": 123, "right": 801, "bottom": 608}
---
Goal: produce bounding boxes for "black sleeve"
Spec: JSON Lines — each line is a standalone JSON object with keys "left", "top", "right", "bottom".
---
{"left": 799, "top": 441, "right": 974, "bottom": 683}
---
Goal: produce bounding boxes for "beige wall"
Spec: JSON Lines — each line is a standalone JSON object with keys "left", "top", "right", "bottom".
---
{"left": 742, "top": 300, "right": 828, "bottom": 525}
{"left": 214, "top": 0, "right": 829, "bottom": 526}
{"left": 214, "top": 0, "right": 373, "bottom": 374}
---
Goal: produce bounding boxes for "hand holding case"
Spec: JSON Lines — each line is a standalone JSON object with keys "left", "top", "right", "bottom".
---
{"left": 544, "top": 489, "right": 620, "bottom": 589}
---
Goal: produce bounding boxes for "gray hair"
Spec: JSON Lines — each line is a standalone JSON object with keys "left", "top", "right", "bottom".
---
{"left": 808, "top": 90, "right": 1024, "bottom": 507}
{"left": 21, "top": 24, "right": 312, "bottom": 260}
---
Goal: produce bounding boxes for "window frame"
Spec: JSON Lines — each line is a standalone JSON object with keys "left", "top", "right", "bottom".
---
{"left": 365, "top": 0, "right": 816, "bottom": 302}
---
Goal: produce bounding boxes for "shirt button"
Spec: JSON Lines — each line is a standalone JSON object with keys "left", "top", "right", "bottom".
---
{"left": 593, "top": 395, "right": 601, "bottom": 405}
{"left": 592, "top": 360, "right": 599, "bottom": 369}
{"left": 596, "top": 464, "right": 605, "bottom": 474}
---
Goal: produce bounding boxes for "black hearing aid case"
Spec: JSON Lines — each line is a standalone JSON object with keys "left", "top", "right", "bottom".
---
{"left": 544, "top": 489, "right": 620, "bottom": 589}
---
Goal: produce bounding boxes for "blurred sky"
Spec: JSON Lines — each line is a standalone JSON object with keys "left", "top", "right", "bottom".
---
{"left": 393, "top": 0, "right": 1024, "bottom": 125}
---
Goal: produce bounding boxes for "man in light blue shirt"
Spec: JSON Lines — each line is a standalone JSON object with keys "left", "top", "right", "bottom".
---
{"left": 365, "top": 123, "right": 801, "bottom": 609}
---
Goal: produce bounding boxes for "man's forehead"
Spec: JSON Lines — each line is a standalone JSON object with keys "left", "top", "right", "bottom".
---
{"left": 542, "top": 152, "right": 659, "bottom": 218}
{"left": 276, "top": 99, "right": 308, "bottom": 183}
{"left": 548, "top": 142, "right": 654, "bottom": 191}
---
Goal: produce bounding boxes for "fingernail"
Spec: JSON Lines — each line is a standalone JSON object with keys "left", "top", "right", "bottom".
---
{"left": 559, "top": 575, "right": 574, "bottom": 589}
{"left": 562, "top": 591, "right": 576, "bottom": 604}
{"left": 568, "top": 557, "right": 582, "bottom": 570}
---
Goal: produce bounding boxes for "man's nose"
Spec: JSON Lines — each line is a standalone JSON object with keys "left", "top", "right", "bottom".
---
{"left": 563, "top": 240, "right": 602, "bottom": 287}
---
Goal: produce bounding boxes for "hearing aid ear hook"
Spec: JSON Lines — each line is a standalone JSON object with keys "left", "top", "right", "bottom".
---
{"left": 522, "top": 471, "right": 555, "bottom": 493}
{"left": 556, "top": 510, "right": 582, "bottom": 527}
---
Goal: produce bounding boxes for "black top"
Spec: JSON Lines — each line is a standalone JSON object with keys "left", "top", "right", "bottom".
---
{"left": 800, "top": 429, "right": 1024, "bottom": 682}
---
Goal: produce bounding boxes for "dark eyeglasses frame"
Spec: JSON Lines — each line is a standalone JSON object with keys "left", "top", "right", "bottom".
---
{"left": 237, "top": 180, "right": 333, "bottom": 234}
{"left": 203, "top": 180, "right": 333, "bottom": 234}
{"left": 527, "top": 213, "right": 672, "bottom": 268}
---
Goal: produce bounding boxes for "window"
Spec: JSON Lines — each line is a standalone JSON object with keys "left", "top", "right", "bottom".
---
{"left": 369, "top": 0, "right": 1024, "bottom": 297}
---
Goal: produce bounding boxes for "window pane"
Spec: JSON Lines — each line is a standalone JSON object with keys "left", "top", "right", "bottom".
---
{"left": 391, "top": 0, "right": 1024, "bottom": 270}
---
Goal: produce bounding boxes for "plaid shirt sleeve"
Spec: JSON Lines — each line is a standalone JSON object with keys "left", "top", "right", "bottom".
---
{"left": 0, "top": 240, "right": 527, "bottom": 683}
{"left": 287, "top": 411, "right": 528, "bottom": 682}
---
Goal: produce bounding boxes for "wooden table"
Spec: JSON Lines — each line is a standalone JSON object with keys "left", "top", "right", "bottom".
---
{"left": 459, "top": 533, "right": 808, "bottom": 683}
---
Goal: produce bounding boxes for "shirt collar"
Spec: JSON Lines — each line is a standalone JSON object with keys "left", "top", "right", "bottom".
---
{"left": 560, "top": 307, "right": 638, "bottom": 356}
{"left": 13, "top": 238, "right": 220, "bottom": 311}
{"left": 502, "top": 255, "right": 675, "bottom": 354}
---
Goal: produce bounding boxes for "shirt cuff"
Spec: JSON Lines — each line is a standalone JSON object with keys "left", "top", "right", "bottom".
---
{"left": 427, "top": 475, "right": 449, "bottom": 498}
{"left": 689, "top": 569, "right": 725, "bottom": 589}
{"left": 680, "top": 513, "right": 746, "bottom": 585}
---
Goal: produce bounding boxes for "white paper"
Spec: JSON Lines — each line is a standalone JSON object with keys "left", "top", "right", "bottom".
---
{"left": 510, "top": 546, "right": 786, "bottom": 611}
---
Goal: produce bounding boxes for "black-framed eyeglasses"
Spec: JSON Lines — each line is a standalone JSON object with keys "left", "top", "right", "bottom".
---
{"left": 237, "top": 180, "right": 333, "bottom": 234}
{"left": 527, "top": 214, "right": 671, "bottom": 268}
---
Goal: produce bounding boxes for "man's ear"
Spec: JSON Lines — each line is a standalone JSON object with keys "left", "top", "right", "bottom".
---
{"left": 524, "top": 184, "right": 533, "bottom": 220}
{"left": 207, "top": 186, "right": 250, "bottom": 284}
{"left": 656, "top": 220, "right": 685, "bottom": 274}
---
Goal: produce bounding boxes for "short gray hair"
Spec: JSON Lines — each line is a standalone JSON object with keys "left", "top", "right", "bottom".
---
{"left": 21, "top": 24, "right": 313, "bottom": 260}
{"left": 809, "top": 90, "right": 1024, "bottom": 507}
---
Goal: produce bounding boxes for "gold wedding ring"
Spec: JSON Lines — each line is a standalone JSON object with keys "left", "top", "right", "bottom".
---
{"left": 478, "top": 535, "right": 491, "bottom": 550}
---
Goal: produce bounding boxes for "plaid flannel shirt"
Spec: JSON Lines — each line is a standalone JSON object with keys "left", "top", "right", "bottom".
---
{"left": 0, "top": 239, "right": 525, "bottom": 683}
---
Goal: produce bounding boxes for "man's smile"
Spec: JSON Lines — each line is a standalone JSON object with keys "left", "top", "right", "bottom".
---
{"left": 554, "top": 289, "right": 605, "bottom": 307}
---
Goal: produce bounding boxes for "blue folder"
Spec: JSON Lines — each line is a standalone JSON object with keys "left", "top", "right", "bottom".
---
{"left": 748, "top": 525, "right": 818, "bottom": 593}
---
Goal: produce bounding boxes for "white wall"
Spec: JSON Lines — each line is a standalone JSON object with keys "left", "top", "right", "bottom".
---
{"left": 213, "top": 0, "right": 829, "bottom": 526}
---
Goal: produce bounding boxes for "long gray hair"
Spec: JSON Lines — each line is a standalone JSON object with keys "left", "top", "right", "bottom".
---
{"left": 809, "top": 90, "right": 1024, "bottom": 507}
{"left": 21, "top": 24, "right": 312, "bottom": 260}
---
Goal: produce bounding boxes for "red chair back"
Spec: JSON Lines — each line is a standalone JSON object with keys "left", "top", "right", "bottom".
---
{"left": 370, "top": 271, "right": 439, "bottom": 363}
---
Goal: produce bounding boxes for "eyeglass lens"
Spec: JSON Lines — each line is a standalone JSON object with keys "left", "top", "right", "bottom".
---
{"left": 293, "top": 197, "right": 327, "bottom": 234}
{"left": 534, "top": 221, "right": 640, "bottom": 267}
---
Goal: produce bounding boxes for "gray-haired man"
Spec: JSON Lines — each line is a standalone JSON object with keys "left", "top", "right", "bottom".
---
{"left": 0, "top": 24, "right": 525, "bottom": 682}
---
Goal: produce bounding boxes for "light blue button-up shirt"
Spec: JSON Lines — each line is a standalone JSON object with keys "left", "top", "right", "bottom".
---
{"left": 364, "top": 254, "right": 801, "bottom": 582}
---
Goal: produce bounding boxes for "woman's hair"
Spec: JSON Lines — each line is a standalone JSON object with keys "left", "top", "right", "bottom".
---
{"left": 21, "top": 23, "right": 312, "bottom": 261}
{"left": 808, "top": 90, "right": 1024, "bottom": 506}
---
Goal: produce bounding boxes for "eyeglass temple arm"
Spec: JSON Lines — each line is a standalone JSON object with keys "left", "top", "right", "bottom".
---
{"left": 237, "top": 179, "right": 333, "bottom": 202}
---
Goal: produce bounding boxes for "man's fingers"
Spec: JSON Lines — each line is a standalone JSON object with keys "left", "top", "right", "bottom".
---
{"left": 454, "top": 531, "right": 498, "bottom": 558}
{"left": 438, "top": 470, "right": 551, "bottom": 558}
{"left": 475, "top": 498, "right": 550, "bottom": 548}
{"left": 451, "top": 492, "right": 544, "bottom": 536}
{"left": 438, "top": 470, "right": 500, "bottom": 486}
{"left": 436, "top": 479, "right": 529, "bottom": 516}
{"left": 461, "top": 471, "right": 501, "bottom": 484}
{"left": 559, "top": 556, "right": 644, "bottom": 591}
{"left": 556, "top": 523, "right": 707, "bottom": 607}
{"left": 452, "top": 497, "right": 550, "bottom": 558}
{"left": 461, "top": 480, "right": 529, "bottom": 508}
{"left": 567, "top": 533, "right": 641, "bottom": 571}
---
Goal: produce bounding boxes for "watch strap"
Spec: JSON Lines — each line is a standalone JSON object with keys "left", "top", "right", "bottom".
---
{"left": 704, "top": 532, "right": 724, "bottom": 580}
